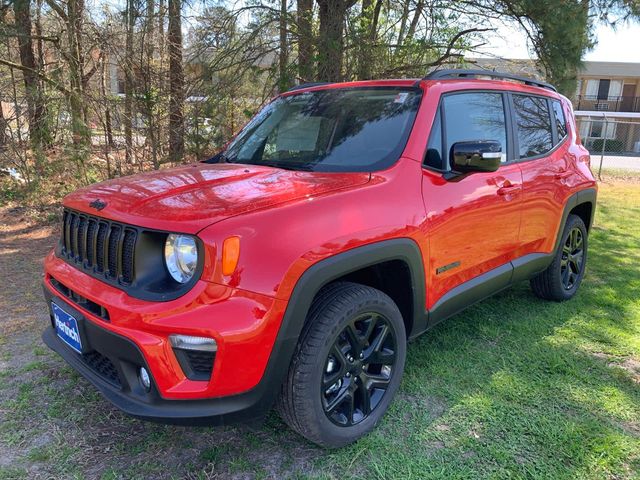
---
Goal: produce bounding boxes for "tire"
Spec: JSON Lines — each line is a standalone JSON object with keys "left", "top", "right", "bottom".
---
{"left": 276, "top": 281, "right": 407, "bottom": 448}
{"left": 530, "top": 214, "right": 588, "bottom": 301}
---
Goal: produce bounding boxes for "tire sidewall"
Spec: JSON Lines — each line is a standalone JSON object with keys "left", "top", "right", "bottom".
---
{"left": 554, "top": 215, "right": 588, "bottom": 299}
{"left": 306, "top": 293, "right": 407, "bottom": 447}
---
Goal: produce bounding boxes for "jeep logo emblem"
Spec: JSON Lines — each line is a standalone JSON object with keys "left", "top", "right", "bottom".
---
{"left": 89, "top": 199, "right": 107, "bottom": 211}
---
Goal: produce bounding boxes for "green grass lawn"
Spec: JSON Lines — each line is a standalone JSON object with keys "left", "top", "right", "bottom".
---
{"left": 1, "top": 177, "right": 639, "bottom": 479}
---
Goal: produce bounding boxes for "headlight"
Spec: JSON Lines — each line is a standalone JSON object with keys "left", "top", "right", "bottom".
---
{"left": 164, "top": 234, "right": 198, "bottom": 283}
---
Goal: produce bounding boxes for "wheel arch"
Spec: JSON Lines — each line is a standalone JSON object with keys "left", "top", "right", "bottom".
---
{"left": 286, "top": 239, "right": 427, "bottom": 341}
{"left": 554, "top": 188, "right": 597, "bottom": 252}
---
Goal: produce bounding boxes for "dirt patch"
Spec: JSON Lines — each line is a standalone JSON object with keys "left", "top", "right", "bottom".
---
{"left": 591, "top": 351, "right": 640, "bottom": 383}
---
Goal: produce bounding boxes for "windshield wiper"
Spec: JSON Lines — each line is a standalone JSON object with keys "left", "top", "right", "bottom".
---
{"left": 252, "top": 161, "right": 315, "bottom": 172}
{"left": 202, "top": 150, "right": 236, "bottom": 164}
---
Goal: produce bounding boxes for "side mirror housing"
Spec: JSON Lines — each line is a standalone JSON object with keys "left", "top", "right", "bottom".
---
{"left": 450, "top": 141, "right": 502, "bottom": 174}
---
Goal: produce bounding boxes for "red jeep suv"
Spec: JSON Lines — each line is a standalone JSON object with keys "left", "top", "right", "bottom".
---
{"left": 43, "top": 70, "right": 596, "bottom": 447}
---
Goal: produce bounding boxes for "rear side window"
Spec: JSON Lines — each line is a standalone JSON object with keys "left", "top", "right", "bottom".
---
{"left": 513, "top": 95, "right": 553, "bottom": 158}
{"left": 442, "top": 93, "right": 508, "bottom": 167}
{"left": 551, "top": 100, "right": 568, "bottom": 141}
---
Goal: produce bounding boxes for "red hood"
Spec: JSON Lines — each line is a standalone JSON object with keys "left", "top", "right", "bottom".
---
{"left": 63, "top": 163, "right": 371, "bottom": 233}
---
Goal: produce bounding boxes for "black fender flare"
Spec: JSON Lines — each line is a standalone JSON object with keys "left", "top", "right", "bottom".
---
{"left": 251, "top": 238, "right": 427, "bottom": 412}
{"left": 553, "top": 187, "right": 597, "bottom": 252}
{"left": 280, "top": 238, "right": 427, "bottom": 343}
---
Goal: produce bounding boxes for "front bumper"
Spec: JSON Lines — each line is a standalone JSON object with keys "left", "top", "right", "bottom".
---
{"left": 42, "top": 326, "right": 272, "bottom": 425}
{"left": 42, "top": 250, "right": 294, "bottom": 425}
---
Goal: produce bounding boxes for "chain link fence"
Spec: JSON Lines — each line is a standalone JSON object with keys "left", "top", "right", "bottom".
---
{"left": 575, "top": 115, "right": 640, "bottom": 178}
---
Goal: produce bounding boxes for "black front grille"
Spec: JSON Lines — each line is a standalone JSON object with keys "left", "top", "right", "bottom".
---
{"left": 82, "top": 351, "right": 122, "bottom": 388}
{"left": 61, "top": 209, "right": 137, "bottom": 285}
{"left": 50, "top": 276, "right": 110, "bottom": 322}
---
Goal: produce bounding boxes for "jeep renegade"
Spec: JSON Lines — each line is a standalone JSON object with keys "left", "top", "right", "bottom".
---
{"left": 42, "top": 70, "right": 597, "bottom": 448}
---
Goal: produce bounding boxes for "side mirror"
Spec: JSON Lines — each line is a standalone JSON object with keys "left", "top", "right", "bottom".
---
{"left": 450, "top": 141, "right": 502, "bottom": 174}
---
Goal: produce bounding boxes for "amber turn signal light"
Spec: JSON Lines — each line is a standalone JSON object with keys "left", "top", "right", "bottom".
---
{"left": 222, "top": 236, "right": 240, "bottom": 276}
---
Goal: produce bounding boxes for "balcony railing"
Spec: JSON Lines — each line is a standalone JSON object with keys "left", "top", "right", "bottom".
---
{"left": 574, "top": 95, "right": 640, "bottom": 113}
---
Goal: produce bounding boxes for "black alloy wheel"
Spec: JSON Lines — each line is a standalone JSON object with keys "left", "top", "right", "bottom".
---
{"left": 560, "top": 227, "right": 584, "bottom": 290}
{"left": 530, "top": 214, "right": 588, "bottom": 302}
{"left": 322, "top": 312, "right": 397, "bottom": 426}
{"left": 277, "top": 282, "right": 407, "bottom": 448}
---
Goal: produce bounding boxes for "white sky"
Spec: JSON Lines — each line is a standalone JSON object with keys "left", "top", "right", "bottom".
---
{"left": 477, "top": 20, "right": 640, "bottom": 63}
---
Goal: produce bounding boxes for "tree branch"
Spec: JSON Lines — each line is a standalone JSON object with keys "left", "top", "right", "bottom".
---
{"left": 425, "top": 27, "right": 492, "bottom": 68}
{"left": 0, "top": 58, "right": 71, "bottom": 96}
{"left": 42, "top": 0, "right": 67, "bottom": 21}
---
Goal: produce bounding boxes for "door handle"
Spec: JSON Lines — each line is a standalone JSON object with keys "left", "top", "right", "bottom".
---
{"left": 497, "top": 184, "right": 520, "bottom": 196}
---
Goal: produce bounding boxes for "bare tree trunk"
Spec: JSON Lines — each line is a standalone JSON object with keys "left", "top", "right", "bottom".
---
{"left": 157, "top": 0, "right": 166, "bottom": 159}
{"left": 296, "top": 0, "right": 313, "bottom": 82}
{"left": 100, "top": 48, "right": 114, "bottom": 177}
{"left": 317, "top": 0, "right": 354, "bottom": 82}
{"left": 278, "top": 0, "right": 290, "bottom": 92}
{"left": 0, "top": 99, "right": 7, "bottom": 149}
{"left": 124, "top": 0, "right": 135, "bottom": 170}
{"left": 66, "top": 0, "right": 90, "bottom": 174}
{"left": 101, "top": 53, "right": 114, "bottom": 150}
{"left": 396, "top": 0, "right": 410, "bottom": 48}
{"left": 13, "top": 0, "right": 49, "bottom": 156}
{"left": 406, "top": 0, "right": 424, "bottom": 42}
{"left": 144, "top": 0, "right": 159, "bottom": 169}
{"left": 357, "top": 0, "right": 372, "bottom": 80}
{"left": 168, "top": 0, "right": 184, "bottom": 162}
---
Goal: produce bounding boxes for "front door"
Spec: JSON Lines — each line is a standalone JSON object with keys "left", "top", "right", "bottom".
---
{"left": 421, "top": 91, "right": 523, "bottom": 313}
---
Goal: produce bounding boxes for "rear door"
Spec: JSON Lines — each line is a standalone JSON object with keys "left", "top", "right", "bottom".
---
{"left": 513, "top": 94, "right": 572, "bottom": 256}
{"left": 422, "top": 91, "right": 523, "bottom": 312}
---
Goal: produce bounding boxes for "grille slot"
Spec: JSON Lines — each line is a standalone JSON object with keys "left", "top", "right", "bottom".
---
{"left": 82, "top": 351, "right": 122, "bottom": 388}
{"left": 96, "top": 222, "right": 108, "bottom": 272}
{"left": 85, "top": 219, "right": 97, "bottom": 266}
{"left": 77, "top": 216, "right": 86, "bottom": 261}
{"left": 121, "top": 229, "right": 136, "bottom": 284}
{"left": 107, "top": 225, "right": 121, "bottom": 278}
{"left": 185, "top": 350, "right": 215, "bottom": 375}
{"left": 173, "top": 348, "right": 215, "bottom": 381}
{"left": 50, "top": 277, "right": 110, "bottom": 322}
{"left": 71, "top": 213, "right": 80, "bottom": 258}
{"left": 60, "top": 209, "right": 135, "bottom": 285}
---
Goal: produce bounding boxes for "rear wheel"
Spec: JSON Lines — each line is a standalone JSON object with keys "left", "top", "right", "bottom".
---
{"left": 530, "top": 214, "right": 588, "bottom": 301}
{"left": 277, "top": 282, "right": 406, "bottom": 448}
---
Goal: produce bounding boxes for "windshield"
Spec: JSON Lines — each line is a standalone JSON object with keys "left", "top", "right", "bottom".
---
{"left": 220, "top": 87, "right": 421, "bottom": 172}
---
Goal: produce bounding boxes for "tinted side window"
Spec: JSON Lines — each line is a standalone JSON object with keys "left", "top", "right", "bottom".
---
{"left": 424, "top": 110, "right": 443, "bottom": 170}
{"left": 513, "top": 95, "right": 553, "bottom": 157}
{"left": 551, "top": 100, "right": 567, "bottom": 141}
{"left": 442, "top": 93, "right": 507, "bottom": 168}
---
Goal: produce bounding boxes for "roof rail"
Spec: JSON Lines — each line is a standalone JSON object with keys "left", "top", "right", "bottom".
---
{"left": 423, "top": 69, "right": 557, "bottom": 92}
{"left": 286, "top": 82, "right": 332, "bottom": 92}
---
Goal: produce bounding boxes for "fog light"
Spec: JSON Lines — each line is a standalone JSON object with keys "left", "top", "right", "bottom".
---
{"left": 139, "top": 367, "right": 151, "bottom": 391}
{"left": 169, "top": 334, "right": 217, "bottom": 352}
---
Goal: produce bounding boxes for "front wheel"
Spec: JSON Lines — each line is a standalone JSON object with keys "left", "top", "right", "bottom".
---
{"left": 530, "top": 214, "right": 588, "bottom": 301}
{"left": 277, "top": 282, "right": 407, "bottom": 448}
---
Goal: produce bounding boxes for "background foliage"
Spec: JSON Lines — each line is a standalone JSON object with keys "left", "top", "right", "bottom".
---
{"left": 0, "top": 0, "right": 638, "bottom": 203}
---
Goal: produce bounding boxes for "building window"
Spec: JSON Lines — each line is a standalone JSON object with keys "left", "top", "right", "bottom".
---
{"left": 588, "top": 120, "right": 616, "bottom": 139}
{"left": 585, "top": 79, "right": 623, "bottom": 100}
